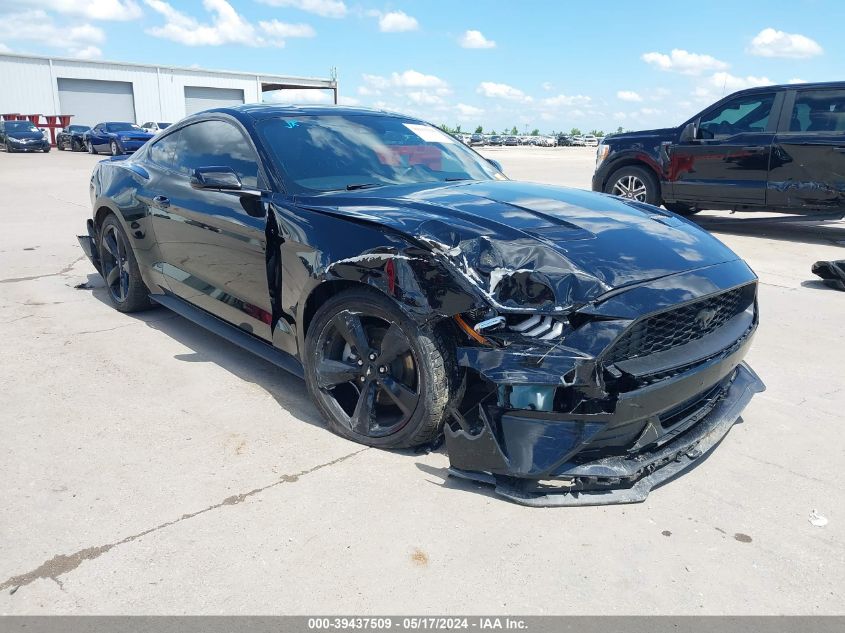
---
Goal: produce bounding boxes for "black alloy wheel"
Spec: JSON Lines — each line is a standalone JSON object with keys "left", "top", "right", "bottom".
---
{"left": 304, "top": 288, "right": 455, "bottom": 448}
{"left": 100, "top": 222, "right": 130, "bottom": 303}
{"left": 97, "top": 215, "right": 155, "bottom": 312}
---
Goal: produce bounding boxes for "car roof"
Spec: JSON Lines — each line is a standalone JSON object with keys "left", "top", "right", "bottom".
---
{"left": 207, "top": 103, "right": 426, "bottom": 124}
{"left": 729, "top": 80, "right": 845, "bottom": 97}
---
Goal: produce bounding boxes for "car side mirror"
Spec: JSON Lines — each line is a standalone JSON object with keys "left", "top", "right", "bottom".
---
{"left": 679, "top": 121, "right": 698, "bottom": 143}
{"left": 487, "top": 158, "right": 503, "bottom": 172}
{"left": 191, "top": 166, "right": 242, "bottom": 191}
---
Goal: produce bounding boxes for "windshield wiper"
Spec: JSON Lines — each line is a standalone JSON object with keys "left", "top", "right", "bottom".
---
{"left": 346, "top": 182, "right": 384, "bottom": 191}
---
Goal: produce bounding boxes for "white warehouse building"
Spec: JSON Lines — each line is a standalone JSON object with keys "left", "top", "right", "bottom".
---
{"left": 0, "top": 52, "right": 337, "bottom": 128}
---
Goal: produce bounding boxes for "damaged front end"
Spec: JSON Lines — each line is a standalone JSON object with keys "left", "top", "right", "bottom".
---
{"left": 440, "top": 256, "right": 765, "bottom": 506}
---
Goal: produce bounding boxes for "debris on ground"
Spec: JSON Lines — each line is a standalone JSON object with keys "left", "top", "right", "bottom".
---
{"left": 809, "top": 509, "right": 828, "bottom": 527}
{"left": 811, "top": 260, "right": 845, "bottom": 291}
{"left": 74, "top": 282, "right": 93, "bottom": 290}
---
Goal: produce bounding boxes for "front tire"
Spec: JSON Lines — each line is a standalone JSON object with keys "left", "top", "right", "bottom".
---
{"left": 88, "top": 140, "right": 97, "bottom": 154}
{"left": 605, "top": 165, "right": 659, "bottom": 205}
{"left": 97, "top": 215, "right": 155, "bottom": 313}
{"left": 110, "top": 140, "right": 121, "bottom": 156}
{"left": 304, "top": 288, "right": 455, "bottom": 449}
{"left": 72, "top": 138, "right": 82, "bottom": 152}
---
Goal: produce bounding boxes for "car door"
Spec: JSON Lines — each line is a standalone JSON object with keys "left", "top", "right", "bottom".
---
{"left": 668, "top": 90, "right": 782, "bottom": 207}
{"left": 142, "top": 118, "right": 273, "bottom": 341}
{"left": 91, "top": 124, "right": 109, "bottom": 150}
{"left": 768, "top": 88, "right": 845, "bottom": 211}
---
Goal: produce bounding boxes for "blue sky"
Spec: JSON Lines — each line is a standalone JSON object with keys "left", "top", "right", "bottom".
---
{"left": 0, "top": 0, "right": 839, "bottom": 132}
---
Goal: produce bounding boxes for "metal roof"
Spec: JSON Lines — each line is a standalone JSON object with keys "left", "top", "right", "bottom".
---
{"left": 0, "top": 52, "right": 336, "bottom": 89}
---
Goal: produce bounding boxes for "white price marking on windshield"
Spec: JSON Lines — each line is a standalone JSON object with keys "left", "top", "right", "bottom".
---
{"left": 403, "top": 123, "right": 455, "bottom": 143}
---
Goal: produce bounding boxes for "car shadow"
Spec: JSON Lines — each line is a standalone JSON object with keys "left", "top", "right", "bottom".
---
{"left": 690, "top": 212, "right": 845, "bottom": 247}
{"left": 81, "top": 273, "right": 327, "bottom": 430}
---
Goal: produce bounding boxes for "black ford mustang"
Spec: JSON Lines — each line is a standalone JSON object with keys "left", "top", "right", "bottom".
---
{"left": 77, "top": 105, "right": 764, "bottom": 506}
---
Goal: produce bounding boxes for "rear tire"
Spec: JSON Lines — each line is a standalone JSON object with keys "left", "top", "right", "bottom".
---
{"left": 304, "top": 287, "right": 456, "bottom": 449}
{"left": 664, "top": 202, "right": 701, "bottom": 216}
{"left": 88, "top": 140, "right": 97, "bottom": 155}
{"left": 604, "top": 165, "right": 659, "bottom": 206}
{"left": 97, "top": 214, "right": 155, "bottom": 313}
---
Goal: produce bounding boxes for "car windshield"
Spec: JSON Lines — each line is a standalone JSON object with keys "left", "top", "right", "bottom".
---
{"left": 258, "top": 114, "right": 502, "bottom": 193}
{"left": 6, "top": 121, "right": 39, "bottom": 132}
{"left": 106, "top": 123, "right": 142, "bottom": 132}
{"left": 68, "top": 125, "right": 90, "bottom": 133}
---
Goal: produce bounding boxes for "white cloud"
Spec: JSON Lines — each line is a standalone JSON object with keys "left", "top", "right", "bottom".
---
{"left": 69, "top": 45, "right": 103, "bottom": 59}
{"left": 257, "top": 0, "right": 346, "bottom": 18}
{"left": 376, "top": 10, "right": 418, "bottom": 32}
{"left": 391, "top": 69, "right": 446, "bottom": 89}
{"left": 12, "top": 0, "right": 141, "bottom": 20}
{"left": 407, "top": 91, "right": 443, "bottom": 105}
{"left": 541, "top": 81, "right": 553, "bottom": 91}
{"left": 748, "top": 28, "right": 822, "bottom": 59}
{"left": 0, "top": 9, "right": 105, "bottom": 53}
{"left": 459, "top": 29, "right": 495, "bottom": 49}
{"left": 542, "top": 93, "right": 591, "bottom": 107}
{"left": 477, "top": 81, "right": 532, "bottom": 103}
{"left": 788, "top": 78, "right": 807, "bottom": 84}
{"left": 693, "top": 72, "right": 773, "bottom": 101}
{"left": 144, "top": 0, "right": 314, "bottom": 47}
{"left": 456, "top": 103, "right": 483, "bottom": 117}
{"left": 356, "top": 69, "right": 450, "bottom": 109}
{"left": 258, "top": 20, "right": 315, "bottom": 39}
{"left": 642, "top": 48, "right": 728, "bottom": 75}
{"left": 616, "top": 90, "right": 642, "bottom": 102}
{"left": 337, "top": 95, "right": 359, "bottom": 106}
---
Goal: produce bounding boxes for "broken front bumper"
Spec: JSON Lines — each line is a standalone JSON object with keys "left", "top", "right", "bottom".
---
{"left": 446, "top": 361, "right": 764, "bottom": 507}
{"left": 76, "top": 219, "right": 101, "bottom": 274}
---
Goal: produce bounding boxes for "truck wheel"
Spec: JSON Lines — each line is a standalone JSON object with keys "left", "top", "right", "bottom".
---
{"left": 605, "top": 166, "right": 659, "bottom": 205}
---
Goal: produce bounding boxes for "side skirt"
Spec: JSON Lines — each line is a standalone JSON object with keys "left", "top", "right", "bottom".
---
{"left": 149, "top": 293, "right": 304, "bottom": 379}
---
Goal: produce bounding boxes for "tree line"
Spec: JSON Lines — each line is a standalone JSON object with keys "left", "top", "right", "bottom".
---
{"left": 439, "top": 124, "right": 627, "bottom": 137}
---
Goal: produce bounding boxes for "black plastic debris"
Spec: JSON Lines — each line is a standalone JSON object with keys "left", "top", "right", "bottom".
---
{"left": 811, "top": 260, "right": 845, "bottom": 291}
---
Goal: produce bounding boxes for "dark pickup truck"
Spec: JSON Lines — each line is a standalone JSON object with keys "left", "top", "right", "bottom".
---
{"left": 593, "top": 81, "right": 845, "bottom": 215}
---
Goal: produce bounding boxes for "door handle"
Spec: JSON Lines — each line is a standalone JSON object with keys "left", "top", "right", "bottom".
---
{"left": 152, "top": 195, "right": 170, "bottom": 209}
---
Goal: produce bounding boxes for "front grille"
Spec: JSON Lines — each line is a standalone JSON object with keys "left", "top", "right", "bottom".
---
{"left": 604, "top": 284, "right": 754, "bottom": 364}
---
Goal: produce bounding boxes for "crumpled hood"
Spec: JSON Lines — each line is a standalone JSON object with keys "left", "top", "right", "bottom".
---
{"left": 298, "top": 180, "right": 739, "bottom": 312}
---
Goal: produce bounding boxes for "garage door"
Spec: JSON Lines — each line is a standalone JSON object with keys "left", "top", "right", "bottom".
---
{"left": 184, "top": 87, "right": 245, "bottom": 115}
{"left": 57, "top": 78, "right": 136, "bottom": 127}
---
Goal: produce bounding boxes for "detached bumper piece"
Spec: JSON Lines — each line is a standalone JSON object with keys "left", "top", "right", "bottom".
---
{"left": 812, "top": 260, "right": 845, "bottom": 291}
{"left": 76, "top": 219, "right": 102, "bottom": 273}
{"left": 446, "top": 363, "right": 764, "bottom": 507}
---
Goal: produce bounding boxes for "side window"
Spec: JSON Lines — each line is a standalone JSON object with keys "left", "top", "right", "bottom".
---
{"left": 174, "top": 120, "right": 259, "bottom": 188}
{"left": 788, "top": 90, "right": 845, "bottom": 132}
{"left": 142, "top": 122, "right": 151, "bottom": 129}
{"left": 148, "top": 131, "right": 182, "bottom": 171}
{"left": 699, "top": 93, "right": 775, "bottom": 138}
